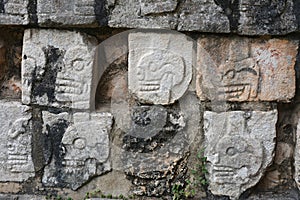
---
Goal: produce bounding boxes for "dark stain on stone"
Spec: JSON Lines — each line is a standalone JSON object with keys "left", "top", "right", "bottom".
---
{"left": 294, "top": 0, "right": 300, "bottom": 29}
{"left": 28, "top": 0, "right": 38, "bottom": 25}
{"left": 0, "top": 0, "right": 5, "bottom": 14}
{"left": 214, "top": 0, "right": 240, "bottom": 32}
{"left": 123, "top": 109, "right": 183, "bottom": 153}
{"left": 44, "top": 118, "right": 69, "bottom": 186}
{"left": 254, "top": 0, "right": 287, "bottom": 32}
{"left": 94, "top": 0, "right": 108, "bottom": 26}
{"left": 31, "top": 45, "right": 65, "bottom": 104}
{"left": 31, "top": 108, "right": 45, "bottom": 173}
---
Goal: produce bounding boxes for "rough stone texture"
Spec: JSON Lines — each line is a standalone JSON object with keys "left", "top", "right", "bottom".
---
{"left": 128, "top": 31, "right": 193, "bottom": 105}
{"left": 0, "top": 28, "right": 23, "bottom": 100}
{"left": 121, "top": 105, "right": 188, "bottom": 196}
{"left": 178, "top": 0, "right": 230, "bottom": 32}
{"left": 238, "top": 0, "right": 297, "bottom": 35}
{"left": 247, "top": 190, "right": 300, "bottom": 200}
{"left": 108, "top": 0, "right": 178, "bottom": 29}
{"left": 36, "top": 0, "right": 107, "bottom": 27}
{"left": 0, "top": 100, "right": 34, "bottom": 182}
{"left": 0, "top": 39, "right": 6, "bottom": 84}
{"left": 294, "top": 118, "right": 300, "bottom": 190}
{"left": 42, "top": 111, "right": 112, "bottom": 190}
{"left": 0, "top": 194, "right": 47, "bottom": 200}
{"left": 108, "top": 0, "right": 297, "bottom": 35}
{"left": 0, "top": 0, "right": 29, "bottom": 25}
{"left": 204, "top": 110, "right": 277, "bottom": 199}
{"left": 22, "top": 29, "right": 98, "bottom": 110}
{"left": 197, "top": 36, "right": 298, "bottom": 102}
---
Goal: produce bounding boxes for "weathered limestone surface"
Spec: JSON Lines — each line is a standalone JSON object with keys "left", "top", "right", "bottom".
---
{"left": 0, "top": 0, "right": 29, "bottom": 25}
{"left": 178, "top": 0, "right": 230, "bottom": 32}
{"left": 22, "top": 29, "right": 98, "bottom": 110}
{"left": 204, "top": 110, "right": 277, "bottom": 199}
{"left": 36, "top": 0, "right": 107, "bottom": 26}
{"left": 197, "top": 36, "right": 298, "bottom": 102}
{"left": 294, "top": 118, "right": 300, "bottom": 190}
{"left": 108, "top": 0, "right": 178, "bottom": 29}
{"left": 42, "top": 111, "right": 112, "bottom": 190}
{"left": 128, "top": 31, "right": 193, "bottom": 105}
{"left": 238, "top": 0, "right": 297, "bottom": 35}
{"left": 108, "top": 0, "right": 298, "bottom": 35}
{"left": 0, "top": 101, "right": 34, "bottom": 182}
{"left": 121, "top": 105, "right": 188, "bottom": 196}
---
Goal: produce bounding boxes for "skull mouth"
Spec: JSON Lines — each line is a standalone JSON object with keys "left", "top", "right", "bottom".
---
{"left": 218, "top": 84, "right": 249, "bottom": 99}
{"left": 62, "top": 159, "right": 85, "bottom": 167}
{"left": 212, "top": 165, "right": 249, "bottom": 184}
{"left": 139, "top": 81, "right": 160, "bottom": 92}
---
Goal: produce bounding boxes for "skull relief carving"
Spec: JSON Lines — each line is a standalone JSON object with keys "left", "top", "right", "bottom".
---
{"left": 42, "top": 112, "right": 113, "bottom": 190}
{"left": 22, "top": 29, "right": 97, "bottom": 109}
{"left": 204, "top": 110, "right": 277, "bottom": 199}
{"left": 128, "top": 31, "right": 193, "bottom": 105}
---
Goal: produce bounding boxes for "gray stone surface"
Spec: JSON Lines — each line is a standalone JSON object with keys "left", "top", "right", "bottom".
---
{"left": 178, "top": 0, "right": 230, "bottom": 32}
{"left": 0, "top": 101, "right": 34, "bottom": 182}
{"left": 36, "top": 0, "right": 107, "bottom": 26}
{"left": 204, "top": 110, "right": 277, "bottom": 199}
{"left": 108, "top": 0, "right": 178, "bottom": 29}
{"left": 294, "top": 118, "right": 300, "bottom": 190}
{"left": 22, "top": 29, "right": 98, "bottom": 110}
{"left": 238, "top": 0, "right": 297, "bottom": 35}
{"left": 0, "top": 0, "right": 29, "bottom": 25}
{"left": 128, "top": 31, "right": 193, "bottom": 105}
{"left": 42, "top": 111, "right": 112, "bottom": 190}
{"left": 121, "top": 105, "right": 188, "bottom": 196}
{"left": 197, "top": 36, "right": 298, "bottom": 102}
{"left": 108, "top": 0, "right": 298, "bottom": 35}
{"left": 0, "top": 194, "right": 47, "bottom": 200}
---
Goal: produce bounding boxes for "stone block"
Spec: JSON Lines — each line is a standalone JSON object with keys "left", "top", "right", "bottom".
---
{"left": 22, "top": 29, "right": 98, "bottom": 110}
{"left": 0, "top": 0, "right": 29, "bottom": 25}
{"left": 108, "top": 0, "right": 298, "bottom": 35}
{"left": 178, "top": 0, "right": 230, "bottom": 32}
{"left": 36, "top": 0, "right": 107, "bottom": 26}
{"left": 108, "top": 0, "right": 178, "bottom": 29}
{"left": 197, "top": 36, "right": 298, "bottom": 102}
{"left": 204, "top": 110, "right": 277, "bottom": 199}
{"left": 0, "top": 100, "right": 34, "bottom": 182}
{"left": 42, "top": 111, "right": 113, "bottom": 190}
{"left": 238, "top": 0, "right": 297, "bottom": 35}
{"left": 128, "top": 31, "right": 193, "bottom": 105}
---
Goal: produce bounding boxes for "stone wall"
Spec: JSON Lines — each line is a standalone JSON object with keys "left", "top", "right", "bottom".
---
{"left": 0, "top": 1, "right": 300, "bottom": 200}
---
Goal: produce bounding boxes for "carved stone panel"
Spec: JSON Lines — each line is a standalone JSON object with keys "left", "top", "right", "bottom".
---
{"left": 22, "top": 29, "right": 98, "bottom": 110}
{"left": 128, "top": 31, "right": 193, "bottom": 105}
{"left": 36, "top": 0, "right": 106, "bottom": 26}
{"left": 0, "top": 0, "right": 29, "bottom": 25}
{"left": 0, "top": 101, "right": 34, "bottom": 182}
{"left": 197, "top": 36, "right": 298, "bottom": 102}
{"left": 42, "top": 111, "right": 112, "bottom": 190}
{"left": 204, "top": 110, "right": 277, "bottom": 199}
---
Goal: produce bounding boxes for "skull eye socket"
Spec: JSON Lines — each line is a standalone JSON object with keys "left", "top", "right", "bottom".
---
{"left": 226, "top": 147, "right": 237, "bottom": 156}
{"left": 74, "top": 138, "right": 86, "bottom": 149}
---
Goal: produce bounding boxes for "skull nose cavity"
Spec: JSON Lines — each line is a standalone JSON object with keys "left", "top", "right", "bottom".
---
{"left": 208, "top": 153, "right": 220, "bottom": 164}
{"left": 73, "top": 138, "right": 86, "bottom": 149}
